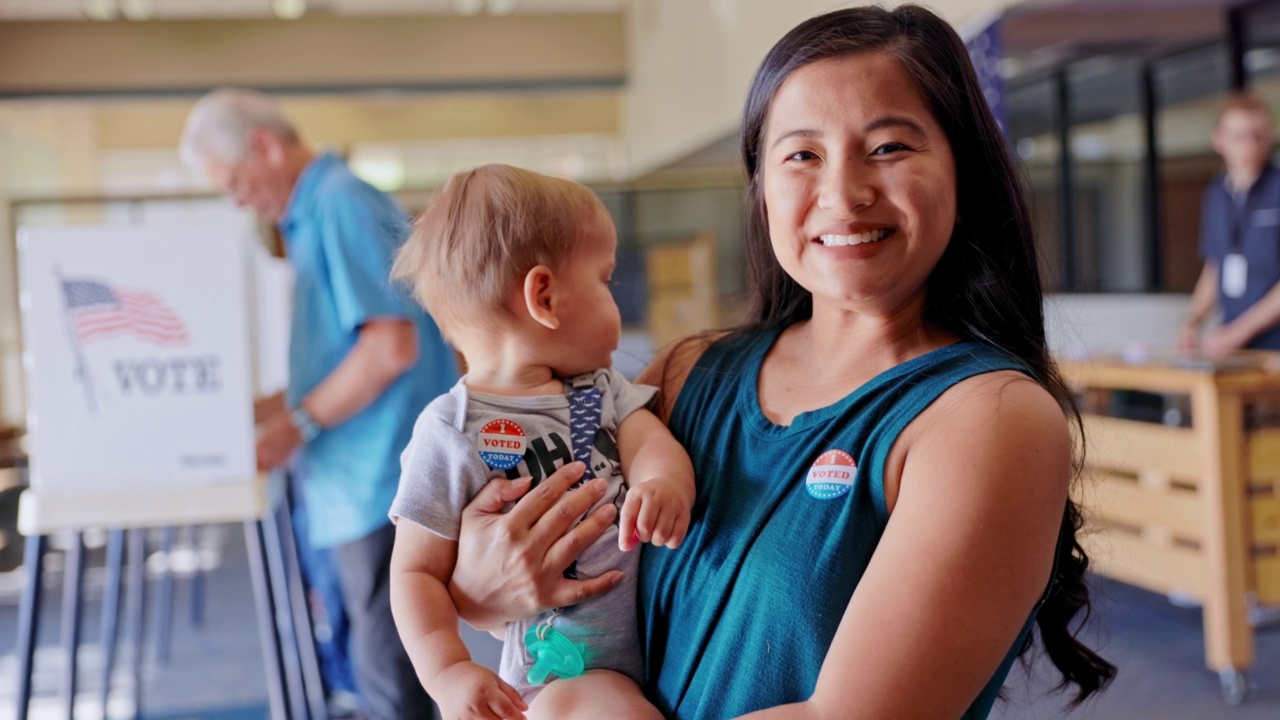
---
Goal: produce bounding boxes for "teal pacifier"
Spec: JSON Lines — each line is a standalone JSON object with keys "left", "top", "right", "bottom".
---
{"left": 524, "top": 615, "right": 586, "bottom": 685}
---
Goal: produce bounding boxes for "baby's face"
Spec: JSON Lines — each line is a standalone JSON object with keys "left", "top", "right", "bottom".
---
{"left": 549, "top": 210, "right": 623, "bottom": 377}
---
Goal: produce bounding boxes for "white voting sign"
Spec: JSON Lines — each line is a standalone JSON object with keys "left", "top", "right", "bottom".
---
{"left": 17, "top": 223, "right": 258, "bottom": 531}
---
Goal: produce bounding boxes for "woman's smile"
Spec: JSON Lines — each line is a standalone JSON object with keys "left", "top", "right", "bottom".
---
{"left": 817, "top": 228, "right": 894, "bottom": 246}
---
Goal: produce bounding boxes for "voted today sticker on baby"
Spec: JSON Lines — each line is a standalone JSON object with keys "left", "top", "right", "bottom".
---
{"left": 477, "top": 418, "right": 527, "bottom": 471}
{"left": 806, "top": 449, "right": 857, "bottom": 500}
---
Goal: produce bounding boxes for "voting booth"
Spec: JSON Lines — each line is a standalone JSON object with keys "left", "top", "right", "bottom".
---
{"left": 18, "top": 224, "right": 260, "bottom": 533}
{"left": 12, "top": 222, "right": 311, "bottom": 720}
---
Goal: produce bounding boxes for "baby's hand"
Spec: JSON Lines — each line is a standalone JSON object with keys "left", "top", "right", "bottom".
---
{"left": 434, "top": 661, "right": 527, "bottom": 720}
{"left": 619, "top": 477, "right": 693, "bottom": 551}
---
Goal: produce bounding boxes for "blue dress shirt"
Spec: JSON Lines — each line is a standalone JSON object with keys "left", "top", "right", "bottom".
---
{"left": 280, "top": 152, "right": 458, "bottom": 548}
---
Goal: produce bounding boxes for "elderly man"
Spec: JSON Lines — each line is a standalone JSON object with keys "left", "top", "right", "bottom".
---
{"left": 181, "top": 87, "right": 454, "bottom": 719}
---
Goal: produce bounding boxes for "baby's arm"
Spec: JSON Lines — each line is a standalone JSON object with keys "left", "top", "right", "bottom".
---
{"left": 390, "top": 521, "right": 527, "bottom": 720}
{"left": 616, "top": 407, "right": 696, "bottom": 551}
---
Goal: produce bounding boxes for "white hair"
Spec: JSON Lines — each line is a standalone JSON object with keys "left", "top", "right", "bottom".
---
{"left": 179, "top": 87, "right": 299, "bottom": 173}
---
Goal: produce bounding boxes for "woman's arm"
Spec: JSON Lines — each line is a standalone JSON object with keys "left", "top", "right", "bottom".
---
{"left": 635, "top": 334, "right": 720, "bottom": 422}
{"left": 737, "top": 372, "right": 1071, "bottom": 719}
{"left": 448, "top": 334, "right": 714, "bottom": 627}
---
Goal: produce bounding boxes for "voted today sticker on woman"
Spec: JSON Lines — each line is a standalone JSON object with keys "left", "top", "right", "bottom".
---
{"left": 477, "top": 418, "right": 527, "bottom": 471}
{"left": 806, "top": 449, "right": 857, "bottom": 500}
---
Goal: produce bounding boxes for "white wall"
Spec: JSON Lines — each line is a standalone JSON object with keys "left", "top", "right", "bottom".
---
{"left": 623, "top": 0, "right": 1021, "bottom": 176}
{"left": 1045, "top": 293, "right": 1194, "bottom": 360}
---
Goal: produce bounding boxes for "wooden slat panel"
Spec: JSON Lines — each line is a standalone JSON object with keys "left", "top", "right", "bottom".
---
{"left": 647, "top": 256, "right": 694, "bottom": 288}
{"left": 1081, "top": 415, "right": 1200, "bottom": 484}
{"left": 1248, "top": 429, "right": 1280, "bottom": 482}
{"left": 1211, "top": 370, "right": 1280, "bottom": 393}
{"left": 1251, "top": 495, "right": 1280, "bottom": 547}
{"left": 1255, "top": 556, "right": 1280, "bottom": 605}
{"left": 1077, "top": 470, "right": 1203, "bottom": 542}
{"left": 1082, "top": 528, "right": 1205, "bottom": 599}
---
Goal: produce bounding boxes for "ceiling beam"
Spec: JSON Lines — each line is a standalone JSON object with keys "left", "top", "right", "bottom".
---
{"left": 1002, "top": 5, "right": 1224, "bottom": 56}
{"left": 0, "top": 13, "right": 625, "bottom": 97}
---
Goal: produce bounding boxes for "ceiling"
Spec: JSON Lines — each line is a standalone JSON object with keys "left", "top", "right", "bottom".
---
{"left": 0, "top": 0, "right": 625, "bottom": 21}
{"left": 1003, "top": 1, "right": 1230, "bottom": 61}
{"left": 1020, "top": 0, "right": 1236, "bottom": 8}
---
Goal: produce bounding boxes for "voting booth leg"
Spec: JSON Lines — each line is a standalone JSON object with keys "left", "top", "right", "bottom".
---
{"left": 262, "top": 502, "right": 310, "bottom": 720}
{"left": 189, "top": 525, "right": 207, "bottom": 628}
{"left": 245, "top": 519, "right": 291, "bottom": 720}
{"left": 124, "top": 529, "right": 147, "bottom": 720}
{"left": 276, "top": 488, "right": 330, "bottom": 720}
{"left": 151, "top": 526, "right": 177, "bottom": 666}
{"left": 14, "top": 533, "right": 48, "bottom": 720}
{"left": 59, "top": 532, "right": 87, "bottom": 719}
{"left": 98, "top": 528, "right": 125, "bottom": 718}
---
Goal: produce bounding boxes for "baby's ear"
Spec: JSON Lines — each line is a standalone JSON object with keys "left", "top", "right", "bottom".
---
{"left": 522, "top": 265, "right": 560, "bottom": 330}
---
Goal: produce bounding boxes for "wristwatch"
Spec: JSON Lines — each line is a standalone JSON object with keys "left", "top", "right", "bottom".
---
{"left": 289, "top": 405, "right": 323, "bottom": 442}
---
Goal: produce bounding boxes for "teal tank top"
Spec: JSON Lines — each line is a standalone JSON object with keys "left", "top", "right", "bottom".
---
{"left": 638, "top": 327, "right": 1039, "bottom": 719}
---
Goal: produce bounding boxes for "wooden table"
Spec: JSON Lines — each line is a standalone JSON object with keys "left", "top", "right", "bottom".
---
{"left": 1061, "top": 354, "right": 1280, "bottom": 704}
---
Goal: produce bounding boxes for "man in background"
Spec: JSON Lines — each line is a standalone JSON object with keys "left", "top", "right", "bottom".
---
{"left": 1179, "top": 92, "right": 1280, "bottom": 358}
{"left": 181, "top": 87, "right": 456, "bottom": 720}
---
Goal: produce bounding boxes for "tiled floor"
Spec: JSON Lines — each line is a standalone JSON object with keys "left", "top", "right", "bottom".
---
{"left": 0, "top": 525, "right": 278, "bottom": 720}
{"left": 1, "top": 523, "right": 1278, "bottom": 719}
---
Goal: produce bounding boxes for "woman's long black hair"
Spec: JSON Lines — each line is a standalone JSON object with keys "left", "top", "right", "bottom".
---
{"left": 734, "top": 4, "right": 1116, "bottom": 706}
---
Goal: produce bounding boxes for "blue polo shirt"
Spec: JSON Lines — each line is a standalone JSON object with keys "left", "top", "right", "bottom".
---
{"left": 1200, "top": 162, "right": 1280, "bottom": 349}
{"left": 280, "top": 152, "right": 458, "bottom": 549}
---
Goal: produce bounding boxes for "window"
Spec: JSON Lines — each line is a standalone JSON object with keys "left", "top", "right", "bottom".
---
{"left": 1007, "top": 77, "right": 1065, "bottom": 291}
{"left": 1154, "top": 44, "right": 1231, "bottom": 292}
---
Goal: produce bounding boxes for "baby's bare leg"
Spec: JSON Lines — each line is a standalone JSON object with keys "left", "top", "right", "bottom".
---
{"left": 526, "top": 669, "right": 662, "bottom": 720}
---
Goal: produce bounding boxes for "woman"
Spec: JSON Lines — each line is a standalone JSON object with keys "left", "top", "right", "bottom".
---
{"left": 442, "top": 5, "right": 1115, "bottom": 718}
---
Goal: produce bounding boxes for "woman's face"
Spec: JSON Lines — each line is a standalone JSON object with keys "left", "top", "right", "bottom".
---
{"left": 761, "top": 51, "right": 957, "bottom": 314}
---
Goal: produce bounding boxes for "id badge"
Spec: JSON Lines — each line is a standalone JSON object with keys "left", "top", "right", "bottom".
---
{"left": 1223, "top": 253, "right": 1248, "bottom": 299}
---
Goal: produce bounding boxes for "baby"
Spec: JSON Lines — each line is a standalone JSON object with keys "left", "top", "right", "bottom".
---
{"left": 387, "top": 164, "right": 694, "bottom": 720}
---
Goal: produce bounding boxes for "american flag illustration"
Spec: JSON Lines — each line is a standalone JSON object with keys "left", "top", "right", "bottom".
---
{"left": 61, "top": 277, "right": 188, "bottom": 346}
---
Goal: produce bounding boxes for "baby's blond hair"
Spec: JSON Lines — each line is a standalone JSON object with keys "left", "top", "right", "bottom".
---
{"left": 393, "top": 164, "right": 607, "bottom": 337}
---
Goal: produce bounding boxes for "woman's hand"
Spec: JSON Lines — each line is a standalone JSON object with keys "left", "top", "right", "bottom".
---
{"left": 448, "top": 461, "right": 626, "bottom": 630}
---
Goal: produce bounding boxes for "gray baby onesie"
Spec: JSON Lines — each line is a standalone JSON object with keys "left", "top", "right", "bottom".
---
{"left": 390, "top": 368, "right": 657, "bottom": 700}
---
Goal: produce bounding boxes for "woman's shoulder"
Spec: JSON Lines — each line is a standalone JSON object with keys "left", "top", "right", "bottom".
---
{"left": 920, "top": 367, "right": 1070, "bottom": 456}
{"left": 884, "top": 367, "right": 1070, "bottom": 512}
{"left": 636, "top": 328, "right": 761, "bottom": 422}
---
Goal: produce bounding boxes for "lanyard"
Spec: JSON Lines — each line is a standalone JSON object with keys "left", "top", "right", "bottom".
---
{"left": 1228, "top": 184, "right": 1250, "bottom": 253}
{"left": 1226, "top": 167, "right": 1273, "bottom": 252}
